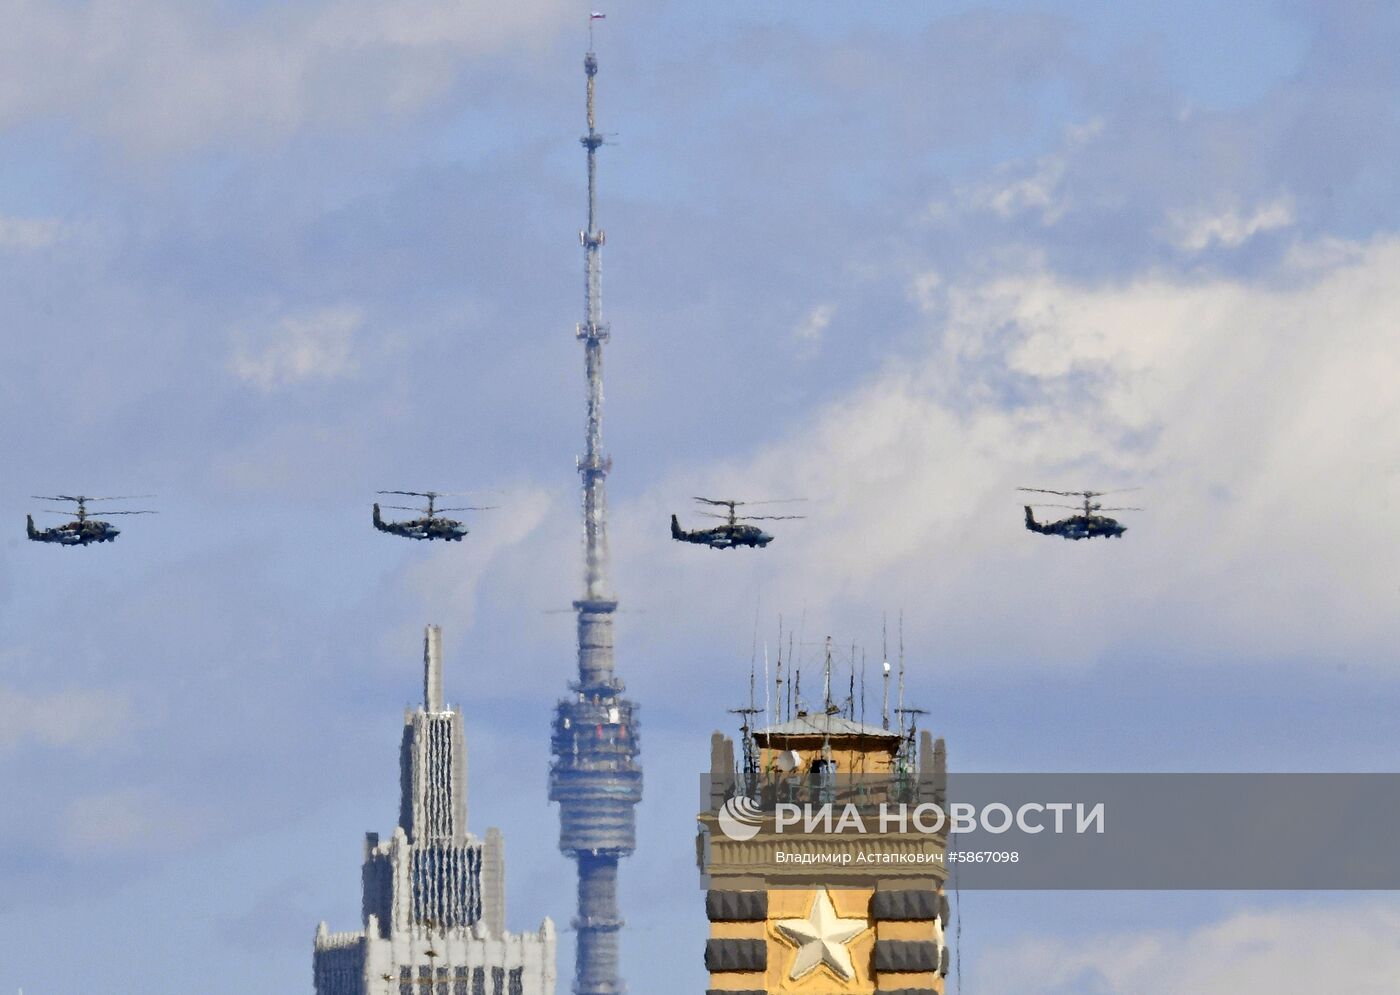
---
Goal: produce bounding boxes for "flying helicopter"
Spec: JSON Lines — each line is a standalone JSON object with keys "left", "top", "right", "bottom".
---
{"left": 670, "top": 497, "right": 805, "bottom": 549}
{"left": 1018, "top": 487, "right": 1140, "bottom": 540}
{"left": 26, "top": 495, "right": 156, "bottom": 546}
{"left": 373, "top": 491, "right": 495, "bottom": 542}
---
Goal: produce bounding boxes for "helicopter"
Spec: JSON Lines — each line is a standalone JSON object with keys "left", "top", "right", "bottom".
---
{"left": 1018, "top": 487, "right": 1140, "bottom": 540}
{"left": 373, "top": 491, "right": 495, "bottom": 542}
{"left": 27, "top": 495, "right": 156, "bottom": 546}
{"left": 670, "top": 497, "right": 805, "bottom": 549}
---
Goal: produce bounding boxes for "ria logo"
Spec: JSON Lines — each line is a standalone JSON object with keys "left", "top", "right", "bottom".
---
{"left": 718, "top": 796, "right": 764, "bottom": 842}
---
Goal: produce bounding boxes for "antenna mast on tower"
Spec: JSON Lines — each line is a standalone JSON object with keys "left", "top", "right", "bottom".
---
{"left": 549, "top": 18, "right": 643, "bottom": 995}
{"left": 579, "top": 26, "right": 611, "bottom": 601}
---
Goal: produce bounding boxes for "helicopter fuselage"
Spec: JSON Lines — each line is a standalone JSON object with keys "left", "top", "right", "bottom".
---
{"left": 1024, "top": 506, "right": 1125, "bottom": 540}
{"left": 671, "top": 515, "right": 772, "bottom": 549}
{"left": 373, "top": 504, "right": 468, "bottom": 541}
{"left": 27, "top": 514, "right": 120, "bottom": 545}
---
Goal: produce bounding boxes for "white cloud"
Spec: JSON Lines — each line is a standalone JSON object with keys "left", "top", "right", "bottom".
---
{"left": 978, "top": 158, "right": 1069, "bottom": 223}
{"left": 230, "top": 306, "right": 363, "bottom": 390}
{"left": 978, "top": 904, "right": 1400, "bottom": 994}
{"left": 609, "top": 236, "right": 1400, "bottom": 675}
{"left": 0, "top": 214, "right": 67, "bottom": 250}
{"left": 948, "top": 120, "right": 1103, "bottom": 226}
{"left": 1167, "top": 196, "right": 1296, "bottom": 252}
{"left": 0, "top": 685, "right": 132, "bottom": 755}
{"left": 794, "top": 304, "right": 835, "bottom": 346}
{"left": 0, "top": 0, "right": 573, "bottom": 154}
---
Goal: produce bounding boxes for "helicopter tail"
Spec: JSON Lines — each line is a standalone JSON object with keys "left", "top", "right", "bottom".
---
{"left": 25, "top": 514, "right": 37, "bottom": 540}
{"left": 372, "top": 503, "right": 385, "bottom": 531}
{"left": 1024, "top": 505, "right": 1046, "bottom": 533}
{"left": 670, "top": 514, "right": 684, "bottom": 540}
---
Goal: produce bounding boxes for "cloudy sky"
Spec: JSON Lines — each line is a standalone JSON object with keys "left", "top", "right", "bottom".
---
{"left": 3, "top": 0, "right": 1400, "bottom": 990}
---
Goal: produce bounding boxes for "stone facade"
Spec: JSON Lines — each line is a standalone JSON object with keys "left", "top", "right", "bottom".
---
{"left": 699, "top": 713, "right": 951, "bottom": 995}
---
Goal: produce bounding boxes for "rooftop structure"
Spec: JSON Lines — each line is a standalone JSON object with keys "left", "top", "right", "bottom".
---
{"left": 698, "top": 633, "right": 952, "bottom": 994}
{"left": 314, "top": 626, "right": 556, "bottom": 995}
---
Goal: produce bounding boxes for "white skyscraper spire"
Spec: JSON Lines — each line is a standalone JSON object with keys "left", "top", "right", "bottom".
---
{"left": 313, "top": 627, "right": 556, "bottom": 994}
{"left": 424, "top": 623, "right": 444, "bottom": 713}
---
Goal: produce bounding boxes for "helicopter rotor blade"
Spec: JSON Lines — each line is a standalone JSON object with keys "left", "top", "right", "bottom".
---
{"left": 434, "top": 506, "right": 497, "bottom": 513}
{"left": 696, "top": 512, "right": 732, "bottom": 520}
{"left": 378, "top": 489, "right": 482, "bottom": 498}
{"left": 693, "top": 496, "right": 806, "bottom": 507}
{"left": 380, "top": 505, "right": 428, "bottom": 513}
{"left": 32, "top": 495, "right": 85, "bottom": 502}
{"left": 1027, "top": 503, "right": 1084, "bottom": 509}
{"left": 82, "top": 495, "right": 156, "bottom": 502}
{"left": 1097, "top": 506, "right": 1143, "bottom": 512}
{"left": 42, "top": 509, "right": 155, "bottom": 516}
{"left": 1020, "top": 486, "right": 1141, "bottom": 499}
{"left": 739, "top": 515, "right": 806, "bottom": 521}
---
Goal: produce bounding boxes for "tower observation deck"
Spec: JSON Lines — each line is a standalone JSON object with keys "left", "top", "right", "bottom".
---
{"left": 548, "top": 36, "right": 643, "bottom": 995}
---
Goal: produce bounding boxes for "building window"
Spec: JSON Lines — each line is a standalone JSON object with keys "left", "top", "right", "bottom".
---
{"left": 508, "top": 968, "right": 524, "bottom": 995}
{"left": 491, "top": 967, "right": 505, "bottom": 995}
{"left": 472, "top": 967, "right": 485, "bottom": 995}
{"left": 811, "top": 758, "right": 837, "bottom": 804}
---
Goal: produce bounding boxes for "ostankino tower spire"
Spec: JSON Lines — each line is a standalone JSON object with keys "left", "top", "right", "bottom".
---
{"left": 549, "top": 26, "right": 643, "bottom": 995}
{"left": 579, "top": 38, "right": 610, "bottom": 602}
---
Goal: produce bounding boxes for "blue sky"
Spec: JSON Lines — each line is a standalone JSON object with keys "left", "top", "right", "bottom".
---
{"left": 3, "top": 0, "right": 1400, "bottom": 991}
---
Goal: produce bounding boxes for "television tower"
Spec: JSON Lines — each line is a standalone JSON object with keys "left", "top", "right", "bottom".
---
{"left": 549, "top": 30, "right": 643, "bottom": 995}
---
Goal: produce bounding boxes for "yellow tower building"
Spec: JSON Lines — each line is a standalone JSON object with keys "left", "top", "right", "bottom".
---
{"left": 697, "top": 696, "right": 951, "bottom": 995}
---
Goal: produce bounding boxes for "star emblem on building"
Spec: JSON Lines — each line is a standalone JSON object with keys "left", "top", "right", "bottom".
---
{"left": 775, "top": 888, "right": 868, "bottom": 981}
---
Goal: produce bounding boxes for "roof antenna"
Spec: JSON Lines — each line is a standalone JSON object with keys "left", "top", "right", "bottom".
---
{"left": 849, "top": 641, "right": 857, "bottom": 719}
{"left": 763, "top": 641, "right": 771, "bottom": 731}
{"left": 851, "top": 646, "right": 862, "bottom": 722}
{"left": 750, "top": 597, "right": 760, "bottom": 699}
{"left": 796, "top": 603, "right": 807, "bottom": 683}
{"left": 787, "top": 626, "right": 796, "bottom": 720}
{"left": 822, "top": 636, "right": 833, "bottom": 713}
{"left": 749, "top": 649, "right": 756, "bottom": 718}
{"left": 848, "top": 651, "right": 855, "bottom": 721}
{"left": 881, "top": 613, "right": 891, "bottom": 730}
{"left": 897, "top": 610, "right": 906, "bottom": 738}
{"left": 729, "top": 680, "right": 762, "bottom": 796}
{"left": 775, "top": 615, "right": 784, "bottom": 726}
{"left": 728, "top": 701, "right": 762, "bottom": 797}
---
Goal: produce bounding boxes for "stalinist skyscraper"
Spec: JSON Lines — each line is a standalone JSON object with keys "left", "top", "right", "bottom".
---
{"left": 314, "top": 626, "right": 556, "bottom": 995}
